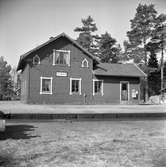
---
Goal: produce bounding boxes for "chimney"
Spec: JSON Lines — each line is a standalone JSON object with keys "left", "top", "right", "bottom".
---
{"left": 49, "top": 36, "right": 54, "bottom": 40}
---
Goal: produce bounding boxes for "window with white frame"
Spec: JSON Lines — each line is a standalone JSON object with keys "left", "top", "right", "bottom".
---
{"left": 70, "top": 78, "right": 81, "bottom": 95}
{"left": 33, "top": 55, "right": 40, "bottom": 65}
{"left": 40, "top": 77, "right": 53, "bottom": 94}
{"left": 81, "top": 58, "right": 89, "bottom": 68}
{"left": 53, "top": 49, "right": 70, "bottom": 66}
{"left": 93, "top": 79, "right": 103, "bottom": 96}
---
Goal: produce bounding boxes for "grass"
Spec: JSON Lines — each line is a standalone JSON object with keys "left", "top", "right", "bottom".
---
{"left": 0, "top": 120, "right": 166, "bottom": 167}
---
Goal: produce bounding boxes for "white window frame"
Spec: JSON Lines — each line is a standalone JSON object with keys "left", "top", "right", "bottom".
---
{"left": 81, "top": 58, "right": 89, "bottom": 68}
{"left": 40, "top": 77, "right": 53, "bottom": 95}
{"left": 120, "top": 81, "right": 130, "bottom": 102}
{"left": 53, "top": 49, "right": 70, "bottom": 66}
{"left": 33, "top": 55, "right": 40, "bottom": 65}
{"left": 69, "top": 78, "right": 82, "bottom": 95}
{"left": 93, "top": 79, "right": 104, "bottom": 96}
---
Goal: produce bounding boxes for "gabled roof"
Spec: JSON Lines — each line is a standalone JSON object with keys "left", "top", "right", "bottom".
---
{"left": 17, "top": 33, "right": 99, "bottom": 71}
{"left": 94, "top": 63, "right": 146, "bottom": 77}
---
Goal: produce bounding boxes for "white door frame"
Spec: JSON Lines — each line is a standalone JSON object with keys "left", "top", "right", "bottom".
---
{"left": 120, "top": 81, "right": 130, "bottom": 103}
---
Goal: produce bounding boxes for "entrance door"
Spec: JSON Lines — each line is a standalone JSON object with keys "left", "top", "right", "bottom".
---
{"left": 120, "top": 82, "right": 129, "bottom": 104}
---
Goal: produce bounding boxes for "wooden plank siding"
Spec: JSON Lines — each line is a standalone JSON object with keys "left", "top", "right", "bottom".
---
{"left": 19, "top": 34, "right": 144, "bottom": 104}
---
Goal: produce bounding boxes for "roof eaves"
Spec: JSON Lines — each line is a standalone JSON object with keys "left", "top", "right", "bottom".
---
{"left": 133, "top": 63, "right": 147, "bottom": 77}
{"left": 94, "top": 73, "right": 143, "bottom": 77}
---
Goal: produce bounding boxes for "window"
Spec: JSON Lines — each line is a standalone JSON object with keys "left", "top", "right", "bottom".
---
{"left": 33, "top": 55, "right": 40, "bottom": 65}
{"left": 93, "top": 79, "right": 103, "bottom": 96}
{"left": 53, "top": 49, "right": 70, "bottom": 66}
{"left": 81, "top": 58, "right": 89, "bottom": 68}
{"left": 70, "top": 78, "right": 81, "bottom": 95}
{"left": 40, "top": 77, "right": 53, "bottom": 94}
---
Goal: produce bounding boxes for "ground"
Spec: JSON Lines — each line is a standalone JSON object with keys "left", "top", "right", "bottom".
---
{"left": 0, "top": 101, "right": 166, "bottom": 167}
{"left": 0, "top": 101, "right": 166, "bottom": 114}
{"left": 0, "top": 120, "right": 166, "bottom": 167}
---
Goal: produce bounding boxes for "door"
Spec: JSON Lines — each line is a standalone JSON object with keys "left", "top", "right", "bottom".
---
{"left": 120, "top": 82, "right": 129, "bottom": 104}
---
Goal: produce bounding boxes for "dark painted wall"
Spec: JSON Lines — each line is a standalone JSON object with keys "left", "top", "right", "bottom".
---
{"left": 93, "top": 75, "right": 140, "bottom": 104}
{"left": 20, "top": 64, "right": 29, "bottom": 103}
{"left": 26, "top": 37, "right": 93, "bottom": 104}
{"left": 20, "top": 37, "right": 141, "bottom": 104}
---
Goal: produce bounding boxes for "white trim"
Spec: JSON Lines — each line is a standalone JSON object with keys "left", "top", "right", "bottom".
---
{"left": 120, "top": 81, "right": 130, "bottom": 102}
{"left": 81, "top": 58, "right": 89, "bottom": 68}
{"left": 101, "top": 80, "right": 104, "bottom": 96}
{"left": 53, "top": 49, "right": 55, "bottom": 65}
{"left": 56, "top": 49, "right": 71, "bottom": 53}
{"left": 40, "top": 77, "right": 53, "bottom": 95}
{"left": 33, "top": 55, "right": 40, "bottom": 65}
{"left": 53, "top": 49, "right": 70, "bottom": 66}
{"left": 69, "top": 78, "right": 82, "bottom": 95}
{"left": 133, "top": 63, "right": 147, "bottom": 77}
{"left": 93, "top": 79, "right": 104, "bottom": 96}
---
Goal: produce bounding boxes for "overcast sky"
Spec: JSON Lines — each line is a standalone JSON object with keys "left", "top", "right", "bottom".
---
{"left": 0, "top": 0, "right": 166, "bottom": 68}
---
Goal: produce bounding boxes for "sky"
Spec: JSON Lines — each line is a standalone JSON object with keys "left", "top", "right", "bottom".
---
{"left": 0, "top": 0, "right": 166, "bottom": 68}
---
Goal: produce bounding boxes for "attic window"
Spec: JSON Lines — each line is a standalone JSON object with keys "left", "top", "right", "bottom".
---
{"left": 53, "top": 50, "right": 70, "bottom": 66}
{"left": 33, "top": 55, "right": 40, "bottom": 65}
{"left": 81, "top": 58, "right": 89, "bottom": 68}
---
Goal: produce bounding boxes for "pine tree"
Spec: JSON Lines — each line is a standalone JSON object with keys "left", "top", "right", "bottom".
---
{"left": 164, "top": 61, "right": 166, "bottom": 88}
{"left": 98, "top": 32, "right": 121, "bottom": 63}
{"left": 147, "top": 53, "right": 160, "bottom": 96}
{"left": 127, "top": 4, "right": 158, "bottom": 67}
{"left": 0, "top": 56, "right": 11, "bottom": 100}
{"left": 74, "top": 16, "right": 99, "bottom": 55}
{"left": 148, "top": 71, "right": 161, "bottom": 96}
{"left": 145, "top": 41, "right": 160, "bottom": 96}
{"left": 146, "top": 42, "right": 159, "bottom": 69}
{"left": 126, "top": 3, "right": 166, "bottom": 100}
{"left": 148, "top": 52, "right": 158, "bottom": 69}
{"left": 122, "top": 40, "right": 145, "bottom": 64}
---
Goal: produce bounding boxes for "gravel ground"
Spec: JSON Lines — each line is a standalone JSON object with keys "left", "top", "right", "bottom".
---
{"left": 0, "top": 120, "right": 166, "bottom": 167}
{"left": 0, "top": 101, "right": 166, "bottom": 114}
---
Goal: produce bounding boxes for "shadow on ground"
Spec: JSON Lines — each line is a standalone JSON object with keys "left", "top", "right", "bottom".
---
{"left": 0, "top": 124, "right": 39, "bottom": 140}
{"left": 0, "top": 154, "right": 15, "bottom": 167}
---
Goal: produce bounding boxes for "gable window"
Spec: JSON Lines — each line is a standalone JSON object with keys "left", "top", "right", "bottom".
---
{"left": 53, "top": 49, "right": 70, "bottom": 66}
{"left": 70, "top": 78, "right": 81, "bottom": 95}
{"left": 93, "top": 79, "right": 103, "bottom": 96}
{"left": 40, "top": 77, "right": 53, "bottom": 94}
{"left": 81, "top": 58, "right": 89, "bottom": 68}
{"left": 33, "top": 55, "right": 40, "bottom": 65}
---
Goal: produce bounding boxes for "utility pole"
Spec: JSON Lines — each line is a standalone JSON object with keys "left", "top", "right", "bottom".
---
{"left": 161, "top": 33, "right": 164, "bottom": 97}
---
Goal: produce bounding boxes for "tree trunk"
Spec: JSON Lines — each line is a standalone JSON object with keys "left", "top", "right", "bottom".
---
{"left": 143, "top": 38, "right": 149, "bottom": 102}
